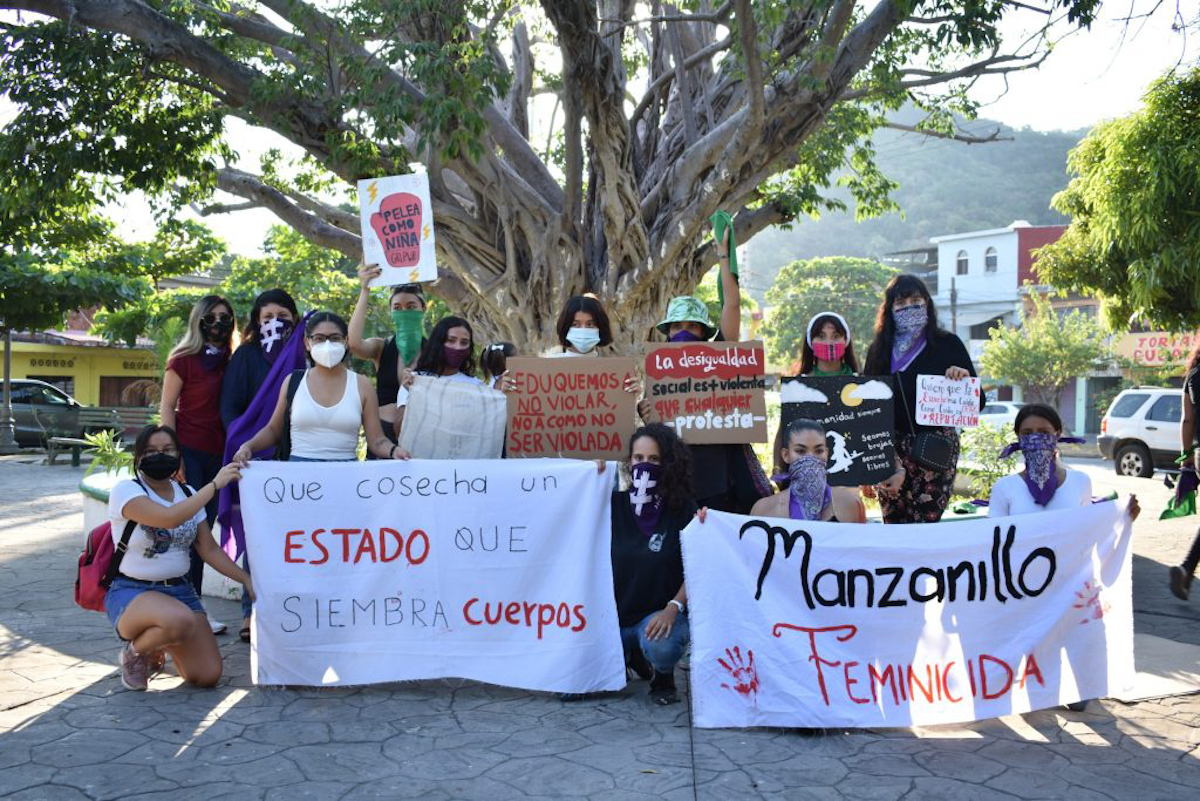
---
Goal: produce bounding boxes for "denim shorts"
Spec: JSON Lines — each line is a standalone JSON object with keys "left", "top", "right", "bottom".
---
{"left": 105, "top": 576, "right": 205, "bottom": 637}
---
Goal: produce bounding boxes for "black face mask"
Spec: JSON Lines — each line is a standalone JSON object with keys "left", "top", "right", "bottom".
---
{"left": 201, "top": 318, "right": 233, "bottom": 342}
{"left": 139, "top": 452, "right": 180, "bottom": 480}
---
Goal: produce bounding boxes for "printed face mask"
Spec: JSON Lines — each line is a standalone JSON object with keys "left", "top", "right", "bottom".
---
{"left": 669, "top": 329, "right": 703, "bottom": 342}
{"left": 629, "top": 461, "right": 663, "bottom": 536}
{"left": 566, "top": 327, "right": 601, "bottom": 353}
{"left": 1017, "top": 432, "right": 1059, "bottom": 505}
{"left": 787, "top": 455, "right": 831, "bottom": 521}
{"left": 443, "top": 345, "right": 470, "bottom": 369}
{"left": 139, "top": 452, "right": 180, "bottom": 481}
{"left": 892, "top": 303, "right": 928, "bottom": 334}
{"left": 391, "top": 309, "right": 425, "bottom": 365}
{"left": 259, "top": 318, "right": 294, "bottom": 363}
{"left": 310, "top": 341, "right": 346, "bottom": 368}
{"left": 812, "top": 341, "right": 846, "bottom": 362}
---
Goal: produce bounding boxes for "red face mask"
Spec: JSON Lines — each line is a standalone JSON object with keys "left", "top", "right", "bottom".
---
{"left": 812, "top": 341, "right": 846, "bottom": 362}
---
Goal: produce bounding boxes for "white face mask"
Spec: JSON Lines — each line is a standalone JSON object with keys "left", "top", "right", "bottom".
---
{"left": 566, "top": 327, "right": 601, "bottom": 353}
{"left": 310, "top": 341, "right": 346, "bottom": 368}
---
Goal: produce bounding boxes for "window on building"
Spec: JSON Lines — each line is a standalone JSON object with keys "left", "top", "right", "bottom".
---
{"left": 1146, "top": 394, "right": 1181, "bottom": 423}
{"left": 984, "top": 247, "right": 998, "bottom": 273}
{"left": 969, "top": 316, "right": 1005, "bottom": 340}
{"left": 956, "top": 250, "right": 968, "bottom": 275}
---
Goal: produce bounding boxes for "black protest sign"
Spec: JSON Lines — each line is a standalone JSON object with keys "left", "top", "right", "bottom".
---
{"left": 779, "top": 376, "right": 896, "bottom": 486}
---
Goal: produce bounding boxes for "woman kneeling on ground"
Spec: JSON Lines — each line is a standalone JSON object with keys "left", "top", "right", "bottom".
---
{"left": 609, "top": 423, "right": 697, "bottom": 705}
{"left": 752, "top": 418, "right": 865, "bottom": 522}
{"left": 106, "top": 425, "right": 252, "bottom": 691}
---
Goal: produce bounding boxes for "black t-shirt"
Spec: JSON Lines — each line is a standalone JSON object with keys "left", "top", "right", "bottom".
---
{"left": 892, "top": 332, "right": 986, "bottom": 435}
{"left": 610, "top": 490, "right": 697, "bottom": 628}
{"left": 1185, "top": 367, "right": 1200, "bottom": 446}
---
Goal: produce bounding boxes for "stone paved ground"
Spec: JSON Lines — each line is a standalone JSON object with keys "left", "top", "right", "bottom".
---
{"left": 1, "top": 457, "right": 1198, "bottom": 800}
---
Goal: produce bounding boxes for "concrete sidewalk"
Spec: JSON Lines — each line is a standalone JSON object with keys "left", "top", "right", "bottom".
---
{"left": 1, "top": 461, "right": 1198, "bottom": 800}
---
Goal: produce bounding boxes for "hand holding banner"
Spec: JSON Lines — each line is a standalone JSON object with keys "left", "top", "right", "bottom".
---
{"left": 240, "top": 460, "right": 625, "bottom": 692}
{"left": 683, "top": 504, "right": 1134, "bottom": 728}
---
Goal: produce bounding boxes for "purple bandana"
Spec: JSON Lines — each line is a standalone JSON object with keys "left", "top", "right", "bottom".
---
{"left": 201, "top": 344, "right": 229, "bottom": 372}
{"left": 259, "top": 318, "right": 294, "bottom": 365}
{"left": 218, "top": 311, "right": 315, "bottom": 558}
{"left": 999, "top": 432, "right": 1085, "bottom": 506}
{"left": 772, "top": 455, "right": 831, "bottom": 521}
{"left": 669, "top": 330, "right": 703, "bottom": 342}
{"left": 890, "top": 304, "right": 928, "bottom": 372}
{"left": 629, "top": 462, "right": 663, "bottom": 536}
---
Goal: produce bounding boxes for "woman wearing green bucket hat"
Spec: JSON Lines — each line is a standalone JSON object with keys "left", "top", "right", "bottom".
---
{"left": 639, "top": 225, "right": 772, "bottom": 514}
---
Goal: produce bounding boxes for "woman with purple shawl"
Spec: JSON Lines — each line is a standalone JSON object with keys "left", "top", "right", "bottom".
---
{"left": 753, "top": 418, "right": 865, "bottom": 522}
{"left": 862, "top": 274, "right": 984, "bottom": 524}
{"left": 989, "top": 404, "right": 1096, "bottom": 515}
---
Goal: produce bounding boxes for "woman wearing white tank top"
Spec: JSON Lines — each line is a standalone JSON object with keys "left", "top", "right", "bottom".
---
{"left": 233, "top": 312, "right": 410, "bottom": 464}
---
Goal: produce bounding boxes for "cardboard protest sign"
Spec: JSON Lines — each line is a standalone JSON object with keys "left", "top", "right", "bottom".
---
{"left": 241, "top": 460, "right": 625, "bottom": 691}
{"left": 683, "top": 502, "right": 1135, "bottom": 728}
{"left": 779, "top": 376, "right": 896, "bottom": 486}
{"left": 505, "top": 357, "right": 637, "bottom": 460}
{"left": 358, "top": 173, "right": 437, "bottom": 285}
{"left": 644, "top": 340, "right": 768, "bottom": 444}
{"left": 398, "top": 376, "right": 507, "bottom": 459}
{"left": 915, "top": 374, "right": 982, "bottom": 428}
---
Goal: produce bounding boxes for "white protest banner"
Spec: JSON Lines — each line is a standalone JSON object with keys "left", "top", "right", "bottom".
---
{"left": 398, "top": 376, "right": 507, "bottom": 459}
{"left": 915, "top": 374, "right": 982, "bottom": 428}
{"left": 358, "top": 173, "right": 437, "bottom": 284}
{"left": 241, "top": 460, "right": 625, "bottom": 691}
{"left": 682, "top": 503, "right": 1134, "bottom": 728}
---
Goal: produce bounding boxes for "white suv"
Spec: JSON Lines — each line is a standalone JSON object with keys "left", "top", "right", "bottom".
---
{"left": 1098, "top": 387, "right": 1183, "bottom": 478}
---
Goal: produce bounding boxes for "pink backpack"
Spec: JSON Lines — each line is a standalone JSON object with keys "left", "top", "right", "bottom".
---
{"left": 76, "top": 519, "right": 135, "bottom": 611}
{"left": 75, "top": 480, "right": 190, "bottom": 611}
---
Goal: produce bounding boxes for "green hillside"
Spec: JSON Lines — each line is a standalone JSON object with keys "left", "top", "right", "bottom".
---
{"left": 742, "top": 118, "right": 1084, "bottom": 299}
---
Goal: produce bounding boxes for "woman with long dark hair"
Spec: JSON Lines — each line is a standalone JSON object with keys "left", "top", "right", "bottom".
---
{"left": 218, "top": 288, "right": 299, "bottom": 643}
{"left": 233, "top": 312, "right": 408, "bottom": 463}
{"left": 106, "top": 425, "right": 251, "bottom": 691}
{"left": 862, "top": 274, "right": 983, "bottom": 523}
{"left": 609, "top": 424, "right": 697, "bottom": 705}
{"left": 220, "top": 288, "right": 300, "bottom": 428}
{"left": 349, "top": 266, "right": 428, "bottom": 444}
{"left": 798, "top": 312, "right": 859, "bottom": 376}
{"left": 392, "top": 315, "right": 484, "bottom": 437}
{"left": 1170, "top": 342, "right": 1200, "bottom": 600}
{"left": 158, "top": 294, "right": 235, "bottom": 633}
{"left": 754, "top": 418, "right": 864, "bottom": 522}
{"left": 547, "top": 295, "right": 614, "bottom": 358}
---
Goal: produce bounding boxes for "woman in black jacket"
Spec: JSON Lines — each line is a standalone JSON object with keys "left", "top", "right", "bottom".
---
{"left": 862, "top": 274, "right": 984, "bottom": 524}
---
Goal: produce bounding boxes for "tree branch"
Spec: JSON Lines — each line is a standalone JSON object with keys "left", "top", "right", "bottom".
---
{"left": 882, "top": 121, "right": 1012, "bottom": 144}
{"left": 598, "top": 1, "right": 732, "bottom": 30}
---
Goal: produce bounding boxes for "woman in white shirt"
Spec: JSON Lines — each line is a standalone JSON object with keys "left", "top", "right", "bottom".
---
{"left": 988, "top": 404, "right": 1097, "bottom": 516}
{"left": 106, "top": 425, "right": 252, "bottom": 691}
{"left": 234, "top": 312, "right": 408, "bottom": 463}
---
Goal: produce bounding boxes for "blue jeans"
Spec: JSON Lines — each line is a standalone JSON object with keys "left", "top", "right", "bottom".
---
{"left": 620, "top": 610, "right": 689, "bottom": 673}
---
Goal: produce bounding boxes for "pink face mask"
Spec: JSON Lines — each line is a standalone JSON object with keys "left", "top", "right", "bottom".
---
{"left": 812, "top": 341, "right": 846, "bottom": 362}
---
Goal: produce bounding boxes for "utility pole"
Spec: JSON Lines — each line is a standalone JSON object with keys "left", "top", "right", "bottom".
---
{"left": 0, "top": 328, "right": 17, "bottom": 454}
{"left": 950, "top": 277, "right": 958, "bottom": 336}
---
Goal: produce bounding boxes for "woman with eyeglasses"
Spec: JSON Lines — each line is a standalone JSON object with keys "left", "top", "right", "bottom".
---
{"left": 233, "top": 312, "right": 409, "bottom": 464}
{"left": 350, "top": 266, "right": 428, "bottom": 449}
{"left": 158, "top": 294, "right": 236, "bottom": 633}
{"left": 106, "top": 425, "right": 252, "bottom": 691}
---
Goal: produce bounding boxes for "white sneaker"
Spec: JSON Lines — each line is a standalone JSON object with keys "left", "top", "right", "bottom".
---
{"left": 207, "top": 615, "right": 227, "bottom": 635}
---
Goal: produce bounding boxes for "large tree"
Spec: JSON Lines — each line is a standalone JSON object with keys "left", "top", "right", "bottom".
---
{"left": 1, "top": 0, "right": 1102, "bottom": 351}
{"left": 1036, "top": 67, "right": 1200, "bottom": 331}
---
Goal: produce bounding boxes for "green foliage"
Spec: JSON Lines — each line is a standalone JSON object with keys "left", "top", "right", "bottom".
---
{"left": 93, "top": 219, "right": 227, "bottom": 285}
{"left": 758, "top": 257, "right": 898, "bottom": 368}
{"left": 1037, "top": 68, "right": 1200, "bottom": 330}
{"left": 0, "top": 253, "right": 149, "bottom": 333}
{"left": 83, "top": 429, "right": 133, "bottom": 477}
{"left": 959, "top": 423, "right": 1018, "bottom": 498}
{"left": 979, "top": 292, "right": 1112, "bottom": 406}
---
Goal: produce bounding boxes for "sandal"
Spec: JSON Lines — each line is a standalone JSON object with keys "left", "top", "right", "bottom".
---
{"left": 239, "top": 625, "right": 252, "bottom": 644}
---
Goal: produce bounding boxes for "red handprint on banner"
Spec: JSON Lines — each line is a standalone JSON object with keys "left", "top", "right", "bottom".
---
{"left": 1072, "top": 580, "right": 1110, "bottom": 624}
{"left": 718, "top": 646, "right": 759, "bottom": 699}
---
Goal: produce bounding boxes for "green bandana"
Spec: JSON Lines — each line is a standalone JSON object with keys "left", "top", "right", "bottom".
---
{"left": 391, "top": 309, "right": 425, "bottom": 365}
